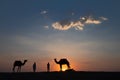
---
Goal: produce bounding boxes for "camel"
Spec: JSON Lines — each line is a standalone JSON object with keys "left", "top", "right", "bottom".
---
{"left": 13, "top": 60, "right": 27, "bottom": 72}
{"left": 54, "top": 58, "right": 70, "bottom": 71}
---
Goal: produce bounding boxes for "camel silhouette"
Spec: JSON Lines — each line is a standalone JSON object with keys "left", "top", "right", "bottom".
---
{"left": 13, "top": 60, "right": 27, "bottom": 72}
{"left": 54, "top": 58, "right": 70, "bottom": 71}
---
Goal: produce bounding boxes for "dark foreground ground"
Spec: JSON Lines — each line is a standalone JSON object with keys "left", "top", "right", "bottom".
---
{"left": 0, "top": 71, "right": 120, "bottom": 80}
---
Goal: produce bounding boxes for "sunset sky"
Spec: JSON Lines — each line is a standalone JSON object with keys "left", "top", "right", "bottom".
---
{"left": 0, "top": 0, "right": 120, "bottom": 72}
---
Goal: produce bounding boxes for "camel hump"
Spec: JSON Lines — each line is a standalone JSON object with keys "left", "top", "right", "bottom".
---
{"left": 14, "top": 60, "right": 21, "bottom": 63}
{"left": 60, "top": 58, "right": 69, "bottom": 63}
{"left": 61, "top": 58, "right": 68, "bottom": 60}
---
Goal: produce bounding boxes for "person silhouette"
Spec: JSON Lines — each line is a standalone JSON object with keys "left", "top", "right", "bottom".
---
{"left": 33, "top": 62, "right": 36, "bottom": 72}
{"left": 47, "top": 62, "right": 50, "bottom": 72}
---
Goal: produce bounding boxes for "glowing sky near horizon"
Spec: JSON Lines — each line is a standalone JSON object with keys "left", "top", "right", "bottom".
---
{"left": 0, "top": 0, "right": 120, "bottom": 72}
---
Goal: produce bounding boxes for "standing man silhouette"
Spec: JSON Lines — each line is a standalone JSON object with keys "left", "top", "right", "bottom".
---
{"left": 47, "top": 62, "right": 50, "bottom": 72}
{"left": 33, "top": 62, "right": 36, "bottom": 72}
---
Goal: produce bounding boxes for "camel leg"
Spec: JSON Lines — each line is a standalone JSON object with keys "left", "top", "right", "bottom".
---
{"left": 19, "top": 66, "right": 21, "bottom": 72}
{"left": 60, "top": 65, "right": 62, "bottom": 71}
{"left": 13, "top": 66, "right": 15, "bottom": 72}
{"left": 18, "top": 67, "right": 20, "bottom": 72}
{"left": 17, "top": 67, "right": 19, "bottom": 72}
{"left": 17, "top": 67, "right": 20, "bottom": 72}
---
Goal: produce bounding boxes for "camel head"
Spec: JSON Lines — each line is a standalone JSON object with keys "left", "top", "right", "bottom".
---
{"left": 24, "top": 60, "right": 27, "bottom": 62}
{"left": 54, "top": 58, "right": 56, "bottom": 61}
{"left": 54, "top": 58, "right": 56, "bottom": 62}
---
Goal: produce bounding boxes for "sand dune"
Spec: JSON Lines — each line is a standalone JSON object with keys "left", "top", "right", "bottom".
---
{"left": 0, "top": 71, "right": 119, "bottom": 80}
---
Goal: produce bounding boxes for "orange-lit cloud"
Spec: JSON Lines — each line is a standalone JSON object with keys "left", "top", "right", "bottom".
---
{"left": 52, "top": 21, "right": 84, "bottom": 30}
{"left": 52, "top": 16, "right": 107, "bottom": 30}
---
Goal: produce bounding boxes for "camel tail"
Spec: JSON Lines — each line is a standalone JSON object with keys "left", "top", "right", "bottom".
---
{"left": 13, "top": 66, "right": 15, "bottom": 72}
{"left": 67, "top": 63, "right": 70, "bottom": 68}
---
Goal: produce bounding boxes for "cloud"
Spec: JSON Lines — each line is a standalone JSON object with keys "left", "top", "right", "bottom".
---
{"left": 71, "top": 12, "right": 75, "bottom": 16}
{"left": 40, "top": 10, "right": 47, "bottom": 14}
{"left": 82, "top": 16, "right": 101, "bottom": 24}
{"left": 99, "top": 17, "right": 108, "bottom": 20}
{"left": 52, "top": 16, "right": 107, "bottom": 30}
{"left": 44, "top": 26, "right": 49, "bottom": 29}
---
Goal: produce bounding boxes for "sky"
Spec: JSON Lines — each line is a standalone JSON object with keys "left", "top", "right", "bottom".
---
{"left": 0, "top": 0, "right": 120, "bottom": 72}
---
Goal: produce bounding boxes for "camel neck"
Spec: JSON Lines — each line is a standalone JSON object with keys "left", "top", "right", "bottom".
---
{"left": 54, "top": 59, "right": 59, "bottom": 64}
{"left": 22, "top": 61, "right": 26, "bottom": 65}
